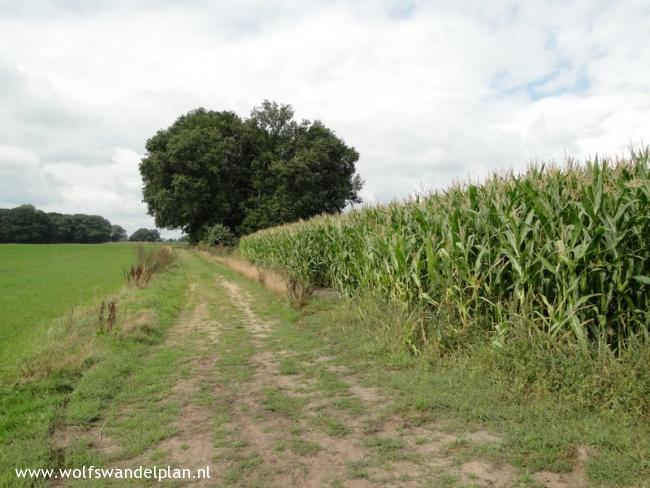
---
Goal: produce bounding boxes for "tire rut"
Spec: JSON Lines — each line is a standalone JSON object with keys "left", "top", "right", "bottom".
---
{"left": 119, "top": 286, "right": 222, "bottom": 486}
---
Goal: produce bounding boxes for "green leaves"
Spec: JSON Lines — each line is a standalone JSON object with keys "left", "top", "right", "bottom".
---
{"left": 140, "top": 102, "right": 362, "bottom": 240}
{"left": 633, "top": 275, "right": 650, "bottom": 285}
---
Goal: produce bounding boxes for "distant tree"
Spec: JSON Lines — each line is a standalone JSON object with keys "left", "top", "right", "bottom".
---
{"left": 140, "top": 101, "right": 362, "bottom": 242}
{"left": 49, "top": 213, "right": 74, "bottom": 242}
{"left": 110, "top": 225, "right": 128, "bottom": 242}
{"left": 71, "top": 215, "right": 112, "bottom": 243}
{"left": 0, "top": 208, "right": 9, "bottom": 242}
{"left": 0, "top": 205, "right": 114, "bottom": 244}
{"left": 164, "top": 235, "right": 190, "bottom": 243}
{"left": 0, "top": 205, "right": 52, "bottom": 243}
{"left": 129, "top": 228, "right": 161, "bottom": 242}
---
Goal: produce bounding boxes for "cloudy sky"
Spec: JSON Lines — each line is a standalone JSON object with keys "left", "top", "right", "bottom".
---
{"left": 1, "top": 0, "right": 648, "bottom": 236}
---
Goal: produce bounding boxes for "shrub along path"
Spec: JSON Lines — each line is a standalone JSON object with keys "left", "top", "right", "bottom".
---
{"left": 48, "top": 249, "right": 603, "bottom": 488}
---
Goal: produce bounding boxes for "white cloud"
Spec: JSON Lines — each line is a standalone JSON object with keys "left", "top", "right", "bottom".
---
{"left": 0, "top": 144, "right": 63, "bottom": 207}
{"left": 40, "top": 148, "right": 158, "bottom": 236}
{"left": 0, "top": 0, "right": 648, "bottom": 232}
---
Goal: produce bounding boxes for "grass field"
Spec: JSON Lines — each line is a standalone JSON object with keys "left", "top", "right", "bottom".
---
{"left": 0, "top": 244, "right": 187, "bottom": 486}
{"left": 0, "top": 244, "right": 140, "bottom": 379}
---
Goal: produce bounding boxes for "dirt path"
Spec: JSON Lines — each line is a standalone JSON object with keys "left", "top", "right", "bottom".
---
{"left": 67, "top": 253, "right": 590, "bottom": 487}
{"left": 193, "top": 276, "right": 518, "bottom": 487}
{"left": 153, "top": 284, "right": 221, "bottom": 486}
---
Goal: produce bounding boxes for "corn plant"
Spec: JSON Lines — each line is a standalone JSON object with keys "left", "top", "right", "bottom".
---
{"left": 240, "top": 148, "right": 650, "bottom": 354}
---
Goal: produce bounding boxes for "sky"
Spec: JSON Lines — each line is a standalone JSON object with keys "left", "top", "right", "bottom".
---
{"left": 0, "top": 0, "right": 648, "bottom": 237}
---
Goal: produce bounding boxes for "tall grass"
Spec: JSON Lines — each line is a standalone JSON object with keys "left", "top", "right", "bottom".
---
{"left": 240, "top": 148, "right": 650, "bottom": 355}
{"left": 125, "top": 246, "right": 176, "bottom": 288}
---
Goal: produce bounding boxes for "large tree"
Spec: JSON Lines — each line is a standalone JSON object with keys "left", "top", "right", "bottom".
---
{"left": 140, "top": 101, "right": 362, "bottom": 241}
{"left": 140, "top": 109, "right": 252, "bottom": 242}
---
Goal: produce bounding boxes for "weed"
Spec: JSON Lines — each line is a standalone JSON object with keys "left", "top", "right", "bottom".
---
{"left": 313, "top": 413, "right": 350, "bottom": 436}
{"left": 290, "top": 438, "right": 322, "bottom": 456}
{"left": 346, "top": 460, "right": 370, "bottom": 479}
{"left": 262, "top": 388, "right": 305, "bottom": 417}
{"left": 97, "top": 297, "right": 118, "bottom": 333}
{"left": 286, "top": 275, "right": 314, "bottom": 308}
{"left": 278, "top": 357, "right": 301, "bottom": 375}
{"left": 125, "top": 246, "right": 175, "bottom": 288}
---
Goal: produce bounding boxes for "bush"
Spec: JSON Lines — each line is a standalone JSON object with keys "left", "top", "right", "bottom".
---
{"left": 205, "top": 224, "right": 237, "bottom": 247}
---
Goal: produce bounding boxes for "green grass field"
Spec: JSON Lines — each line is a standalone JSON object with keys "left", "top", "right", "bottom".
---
{"left": 0, "top": 244, "right": 138, "bottom": 378}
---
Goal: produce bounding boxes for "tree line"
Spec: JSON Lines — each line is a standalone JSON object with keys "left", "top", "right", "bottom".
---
{"left": 0, "top": 205, "right": 162, "bottom": 243}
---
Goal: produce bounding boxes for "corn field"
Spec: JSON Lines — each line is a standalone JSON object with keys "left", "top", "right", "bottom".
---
{"left": 240, "top": 149, "right": 650, "bottom": 353}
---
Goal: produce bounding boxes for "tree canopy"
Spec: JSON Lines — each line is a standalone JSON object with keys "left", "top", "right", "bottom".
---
{"left": 129, "top": 228, "right": 161, "bottom": 242}
{"left": 140, "top": 101, "right": 363, "bottom": 241}
{"left": 0, "top": 205, "right": 115, "bottom": 243}
{"left": 110, "top": 225, "right": 128, "bottom": 242}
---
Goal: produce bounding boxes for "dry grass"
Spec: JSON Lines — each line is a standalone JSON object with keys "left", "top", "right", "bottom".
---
{"left": 286, "top": 276, "right": 314, "bottom": 308}
{"left": 125, "top": 246, "right": 175, "bottom": 288}
{"left": 98, "top": 297, "right": 118, "bottom": 333}
{"left": 18, "top": 308, "right": 98, "bottom": 382}
{"left": 120, "top": 309, "right": 156, "bottom": 335}
{"left": 201, "top": 251, "right": 287, "bottom": 295}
